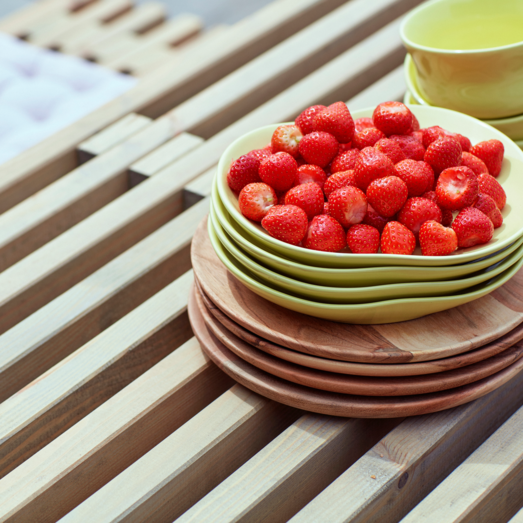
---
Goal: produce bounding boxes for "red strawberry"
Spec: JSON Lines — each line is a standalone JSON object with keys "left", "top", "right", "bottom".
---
{"left": 277, "top": 192, "right": 287, "bottom": 205}
{"left": 328, "top": 186, "right": 368, "bottom": 228}
{"left": 298, "top": 131, "right": 339, "bottom": 168}
{"left": 474, "top": 193, "right": 503, "bottom": 228}
{"left": 374, "top": 138, "right": 407, "bottom": 165}
{"left": 331, "top": 149, "right": 360, "bottom": 173}
{"left": 305, "top": 215, "right": 346, "bottom": 252}
{"left": 247, "top": 147, "right": 272, "bottom": 162}
{"left": 381, "top": 221, "right": 416, "bottom": 255}
{"left": 227, "top": 154, "right": 261, "bottom": 193}
{"left": 284, "top": 182, "right": 324, "bottom": 219}
{"left": 461, "top": 151, "right": 488, "bottom": 176}
{"left": 453, "top": 133, "right": 471, "bottom": 152}
{"left": 354, "top": 117, "right": 375, "bottom": 133}
{"left": 338, "top": 142, "right": 353, "bottom": 153}
{"left": 470, "top": 139, "right": 504, "bottom": 177}
{"left": 419, "top": 221, "right": 458, "bottom": 256}
{"left": 478, "top": 173, "right": 506, "bottom": 210}
{"left": 324, "top": 169, "right": 357, "bottom": 197}
{"left": 372, "top": 101, "right": 413, "bottom": 136}
{"left": 441, "top": 209, "right": 454, "bottom": 227}
{"left": 347, "top": 224, "right": 380, "bottom": 254}
{"left": 398, "top": 197, "right": 443, "bottom": 239}
{"left": 259, "top": 152, "right": 297, "bottom": 192}
{"left": 452, "top": 207, "right": 494, "bottom": 248}
{"left": 366, "top": 176, "right": 408, "bottom": 218}
{"left": 261, "top": 205, "right": 308, "bottom": 245}
{"left": 390, "top": 134, "right": 425, "bottom": 161}
{"left": 238, "top": 183, "right": 277, "bottom": 222}
{"left": 271, "top": 124, "right": 303, "bottom": 157}
{"left": 323, "top": 202, "right": 330, "bottom": 215}
{"left": 421, "top": 126, "right": 446, "bottom": 148}
{"left": 424, "top": 137, "right": 462, "bottom": 174}
{"left": 394, "top": 159, "right": 434, "bottom": 197}
{"left": 353, "top": 146, "right": 395, "bottom": 191}
{"left": 295, "top": 164, "right": 327, "bottom": 189}
{"left": 352, "top": 127, "right": 386, "bottom": 149}
{"left": 422, "top": 190, "right": 437, "bottom": 203}
{"left": 362, "top": 204, "right": 390, "bottom": 232}
{"left": 410, "top": 130, "right": 423, "bottom": 144}
{"left": 410, "top": 114, "right": 420, "bottom": 132}
{"left": 295, "top": 105, "right": 326, "bottom": 135}
{"left": 313, "top": 101, "right": 355, "bottom": 143}
{"left": 436, "top": 166, "right": 478, "bottom": 210}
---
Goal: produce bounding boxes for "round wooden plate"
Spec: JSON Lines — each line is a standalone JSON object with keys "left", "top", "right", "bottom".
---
{"left": 196, "top": 280, "right": 523, "bottom": 377}
{"left": 194, "top": 284, "right": 523, "bottom": 396}
{"left": 192, "top": 218, "right": 523, "bottom": 363}
{"left": 188, "top": 284, "right": 523, "bottom": 417}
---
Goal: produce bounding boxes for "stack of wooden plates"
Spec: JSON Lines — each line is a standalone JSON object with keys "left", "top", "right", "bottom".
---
{"left": 190, "top": 218, "right": 523, "bottom": 418}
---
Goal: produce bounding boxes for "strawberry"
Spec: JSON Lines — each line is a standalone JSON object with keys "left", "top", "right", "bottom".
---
{"left": 422, "top": 190, "right": 437, "bottom": 203}
{"left": 452, "top": 207, "right": 494, "bottom": 248}
{"left": 421, "top": 126, "right": 446, "bottom": 148}
{"left": 331, "top": 149, "right": 360, "bottom": 173}
{"left": 436, "top": 166, "right": 478, "bottom": 210}
{"left": 390, "top": 134, "right": 425, "bottom": 161}
{"left": 324, "top": 169, "right": 357, "bottom": 197}
{"left": 354, "top": 117, "right": 375, "bottom": 133}
{"left": 372, "top": 101, "right": 413, "bottom": 136}
{"left": 305, "top": 215, "right": 346, "bottom": 252}
{"left": 295, "top": 164, "right": 327, "bottom": 189}
{"left": 328, "top": 186, "right": 368, "bottom": 228}
{"left": 453, "top": 134, "right": 471, "bottom": 152}
{"left": 261, "top": 205, "right": 308, "bottom": 245}
{"left": 366, "top": 176, "right": 408, "bottom": 218}
{"left": 313, "top": 101, "right": 355, "bottom": 143}
{"left": 247, "top": 147, "right": 272, "bottom": 163}
{"left": 352, "top": 127, "right": 386, "bottom": 149}
{"left": 284, "top": 182, "right": 324, "bottom": 219}
{"left": 394, "top": 159, "right": 434, "bottom": 197}
{"left": 424, "top": 137, "right": 462, "bottom": 175}
{"left": 461, "top": 151, "right": 488, "bottom": 176}
{"left": 441, "top": 209, "right": 454, "bottom": 227}
{"left": 470, "top": 139, "right": 504, "bottom": 177}
{"left": 238, "top": 183, "right": 277, "bottom": 222}
{"left": 353, "top": 146, "right": 396, "bottom": 191}
{"left": 227, "top": 154, "right": 261, "bottom": 193}
{"left": 381, "top": 221, "right": 416, "bottom": 255}
{"left": 323, "top": 202, "right": 330, "bottom": 215}
{"left": 478, "top": 173, "right": 506, "bottom": 210}
{"left": 410, "top": 130, "right": 423, "bottom": 144}
{"left": 271, "top": 124, "right": 303, "bottom": 157}
{"left": 298, "top": 131, "right": 339, "bottom": 168}
{"left": 295, "top": 105, "right": 326, "bottom": 135}
{"left": 338, "top": 142, "right": 354, "bottom": 153}
{"left": 374, "top": 138, "right": 407, "bottom": 165}
{"left": 398, "top": 197, "right": 443, "bottom": 239}
{"left": 362, "top": 204, "right": 390, "bottom": 232}
{"left": 277, "top": 192, "right": 287, "bottom": 205}
{"left": 347, "top": 224, "right": 380, "bottom": 254}
{"left": 259, "top": 152, "right": 297, "bottom": 192}
{"left": 474, "top": 193, "right": 503, "bottom": 228}
{"left": 419, "top": 221, "right": 458, "bottom": 256}
{"left": 410, "top": 114, "right": 420, "bottom": 132}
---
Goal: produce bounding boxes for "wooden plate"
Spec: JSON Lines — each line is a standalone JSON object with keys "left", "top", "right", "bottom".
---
{"left": 194, "top": 284, "right": 523, "bottom": 396}
{"left": 192, "top": 218, "right": 523, "bottom": 363}
{"left": 188, "top": 284, "right": 523, "bottom": 417}
{"left": 197, "top": 281, "right": 523, "bottom": 377}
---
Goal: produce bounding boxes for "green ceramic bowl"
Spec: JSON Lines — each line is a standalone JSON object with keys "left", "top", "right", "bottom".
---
{"left": 213, "top": 190, "right": 523, "bottom": 287}
{"left": 216, "top": 106, "right": 523, "bottom": 268}
{"left": 210, "top": 207, "right": 523, "bottom": 304}
{"left": 208, "top": 218, "right": 523, "bottom": 324}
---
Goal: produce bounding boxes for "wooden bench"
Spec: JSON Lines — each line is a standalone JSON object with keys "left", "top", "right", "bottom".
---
{"left": 0, "top": 1, "right": 522, "bottom": 521}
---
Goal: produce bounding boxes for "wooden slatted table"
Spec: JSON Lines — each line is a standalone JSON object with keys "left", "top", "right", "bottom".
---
{"left": 0, "top": 0, "right": 522, "bottom": 521}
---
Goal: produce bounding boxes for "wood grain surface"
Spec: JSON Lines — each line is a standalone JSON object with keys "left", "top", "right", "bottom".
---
{"left": 192, "top": 218, "right": 523, "bottom": 364}
{"left": 188, "top": 283, "right": 523, "bottom": 418}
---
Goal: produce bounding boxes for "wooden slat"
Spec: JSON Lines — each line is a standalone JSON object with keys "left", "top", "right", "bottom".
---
{"left": 183, "top": 167, "right": 216, "bottom": 209}
{"left": 0, "top": 15, "right": 407, "bottom": 335}
{"left": 59, "top": 384, "right": 300, "bottom": 523}
{"left": 510, "top": 508, "right": 523, "bottom": 522}
{"left": 0, "top": 338, "right": 233, "bottom": 523}
{"left": 178, "top": 414, "right": 400, "bottom": 523}
{"left": 290, "top": 367, "right": 523, "bottom": 523}
{"left": 0, "top": 198, "right": 209, "bottom": 403}
{"left": 77, "top": 113, "right": 152, "bottom": 163}
{"left": 0, "top": 0, "right": 342, "bottom": 213}
{"left": 402, "top": 406, "right": 523, "bottom": 523}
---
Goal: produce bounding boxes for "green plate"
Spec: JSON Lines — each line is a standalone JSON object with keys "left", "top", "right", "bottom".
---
{"left": 213, "top": 185, "right": 523, "bottom": 287}
{"left": 208, "top": 219, "right": 523, "bottom": 324}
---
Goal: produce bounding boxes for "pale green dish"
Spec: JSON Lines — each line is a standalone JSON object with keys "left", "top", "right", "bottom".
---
{"left": 210, "top": 207, "right": 523, "bottom": 304}
{"left": 213, "top": 190, "right": 523, "bottom": 287}
{"left": 208, "top": 218, "right": 523, "bottom": 324}
{"left": 216, "top": 108, "right": 523, "bottom": 268}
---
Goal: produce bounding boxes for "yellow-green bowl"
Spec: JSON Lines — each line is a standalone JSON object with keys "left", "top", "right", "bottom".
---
{"left": 400, "top": 0, "right": 523, "bottom": 119}
{"left": 210, "top": 206, "right": 523, "bottom": 304}
{"left": 213, "top": 189, "right": 523, "bottom": 287}
{"left": 208, "top": 217, "right": 523, "bottom": 324}
{"left": 216, "top": 106, "right": 523, "bottom": 268}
